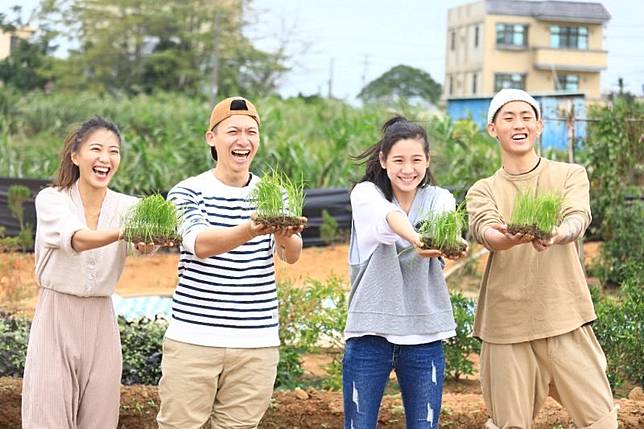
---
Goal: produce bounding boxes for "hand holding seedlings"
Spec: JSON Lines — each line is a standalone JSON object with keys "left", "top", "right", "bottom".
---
{"left": 249, "top": 170, "right": 308, "bottom": 230}
{"left": 416, "top": 206, "right": 468, "bottom": 259}
{"left": 122, "top": 194, "right": 182, "bottom": 247}
{"left": 507, "top": 193, "right": 563, "bottom": 242}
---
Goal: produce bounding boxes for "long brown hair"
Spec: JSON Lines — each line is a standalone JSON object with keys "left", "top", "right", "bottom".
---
{"left": 353, "top": 116, "right": 436, "bottom": 201}
{"left": 53, "top": 117, "right": 123, "bottom": 189}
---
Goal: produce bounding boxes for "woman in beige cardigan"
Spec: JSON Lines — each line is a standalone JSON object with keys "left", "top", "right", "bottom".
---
{"left": 21, "top": 117, "right": 155, "bottom": 429}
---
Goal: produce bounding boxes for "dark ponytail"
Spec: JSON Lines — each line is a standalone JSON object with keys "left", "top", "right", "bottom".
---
{"left": 53, "top": 117, "right": 122, "bottom": 189}
{"left": 352, "top": 116, "right": 435, "bottom": 201}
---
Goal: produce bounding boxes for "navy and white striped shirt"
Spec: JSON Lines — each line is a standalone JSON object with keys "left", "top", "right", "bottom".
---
{"left": 164, "top": 171, "right": 279, "bottom": 348}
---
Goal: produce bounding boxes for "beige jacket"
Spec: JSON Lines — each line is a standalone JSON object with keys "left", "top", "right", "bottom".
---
{"left": 34, "top": 182, "right": 137, "bottom": 297}
{"left": 466, "top": 158, "right": 596, "bottom": 344}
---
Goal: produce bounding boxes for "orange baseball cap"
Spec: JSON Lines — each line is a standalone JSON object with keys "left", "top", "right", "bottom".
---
{"left": 208, "top": 97, "right": 260, "bottom": 132}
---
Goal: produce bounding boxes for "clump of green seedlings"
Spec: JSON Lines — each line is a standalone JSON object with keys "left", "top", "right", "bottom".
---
{"left": 250, "top": 170, "right": 307, "bottom": 228}
{"left": 122, "top": 194, "right": 182, "bottom": 245}
{"left": 417, "top": 207, "right": 467, "bottom": 258}
{"left": 507, "top": 192, "right": 564, "bottom": 240}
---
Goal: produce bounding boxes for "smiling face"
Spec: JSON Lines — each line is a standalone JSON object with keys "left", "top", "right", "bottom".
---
{"left": 488, "top": 100, "right": 543, "bottom": 158}
{"left": 379, "top": 138, "right": 429, "bottom": 198}
{"left": 71, "top": 128, "right": 121, "bottom": 190}
{"left": 207, "top": 115, "right": 259, "bottom": 184}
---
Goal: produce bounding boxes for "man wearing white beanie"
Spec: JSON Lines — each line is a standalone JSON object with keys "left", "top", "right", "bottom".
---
{"left": 466, "top": 89, "right": 618, "bottom": 428}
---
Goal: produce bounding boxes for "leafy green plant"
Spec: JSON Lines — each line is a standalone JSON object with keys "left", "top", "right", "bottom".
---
{"left": 7, "top": 185, "right": 30, "bottom": 229}
{"left": 586, "top": 99, "right": 643, "bottom": 240}
{"left": 593, "top": 201, "right": 644, "bottom": 286}
{"left": 417, "top": 207, "right": 467, "bottom": 257}
{"left": 444, "top": 292, "right": 480, "bottom": 380}
{"left": 4, "top": 185, "right": 33, "bottom": 250}
{"left": 0, "top": 311, "right": 30, "bottom": 377}
{"left": 591, "top": 271, "right": 644, "bottom": 390}
{"left": 276, "top": 277, "right": 347, "bottom": 389}
{"left": 250, "top": 169, "right": 307, "bottom": 228}
{"left": 319, "top": 209, "right": 340, "bottom": 246}
{"left": 507, "top": 192, "right": 563, "bottom": 240}
{"left": 119, "top": 316, "right": 168, "bottom": 385}
{"left": 122, "top": 194, "right": 181, "bottom": 244}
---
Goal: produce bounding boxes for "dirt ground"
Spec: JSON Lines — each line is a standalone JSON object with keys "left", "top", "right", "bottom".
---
{"left": 0, "top": 242, "right": 482, "bottom": 315}
{"left": 0, "top": 377, "right": 642, "bottom": 429}
{"left": 3, "top": 241, "right": 640, "bottom": 428}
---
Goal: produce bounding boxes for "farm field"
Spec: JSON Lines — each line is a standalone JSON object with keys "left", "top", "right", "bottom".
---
{"left": 0, "top": 376, "right": 642, "bottom": 429}
{"left": 1, "top": 242, "right": 642, "bottom": 428}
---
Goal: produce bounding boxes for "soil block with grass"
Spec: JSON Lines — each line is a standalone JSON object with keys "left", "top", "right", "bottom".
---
{"left": 122, "top": 194, "right": 182, "bottom": 245}
{"left": 507, "top": 193, "right": 563, "bottom": 241}
{"left": 250, "top": 170, "right": 307, "bottom": 229}
{"left": 417, "top": 208, "right": 467, "bottom": 258}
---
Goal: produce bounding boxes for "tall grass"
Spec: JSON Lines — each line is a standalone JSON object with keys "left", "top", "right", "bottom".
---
{"left": 0, "top": 90, "right": 501, "bottom": 196}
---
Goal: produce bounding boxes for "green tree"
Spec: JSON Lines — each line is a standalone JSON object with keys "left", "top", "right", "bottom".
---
{"left": 36, "top": 0, "right": 288, "bottom": 96}
{"left": 358, "top": 64, "right": 442, "bottom": 105}
{"left": 0, "top": 8, "right": 58, "bottom": 91}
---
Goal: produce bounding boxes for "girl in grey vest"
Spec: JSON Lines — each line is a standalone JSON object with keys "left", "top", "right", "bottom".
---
{"left": 342, "top": 116, "right": 465, "bottom": 429}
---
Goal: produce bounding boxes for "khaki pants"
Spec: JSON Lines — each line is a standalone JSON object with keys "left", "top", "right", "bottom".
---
{"left": 156, "top": 338, "right": 279, "bottom": 429}
{"left": 480, "top": 325, "right": 618, "bottom": 429}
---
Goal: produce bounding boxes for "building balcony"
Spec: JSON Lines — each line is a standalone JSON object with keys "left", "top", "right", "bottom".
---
{"left": 532, "top": 46, "right": 607, "bottom": 72}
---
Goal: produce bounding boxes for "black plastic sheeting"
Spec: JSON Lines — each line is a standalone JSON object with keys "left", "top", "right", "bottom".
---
{"left": 0, "top": 177, "right": 350, "bottom": 248}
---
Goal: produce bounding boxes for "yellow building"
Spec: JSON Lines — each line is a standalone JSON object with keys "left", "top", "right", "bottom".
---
{"left": 444, "top": 0, "right": 610, "bottom": 101}
{"left": 0, "top": 27, "right": 35, "bottom": 60}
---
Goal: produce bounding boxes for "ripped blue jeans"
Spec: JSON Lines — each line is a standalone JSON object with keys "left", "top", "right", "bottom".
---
{"left": 342, "top": 335, "right": 445, "bottom": 429}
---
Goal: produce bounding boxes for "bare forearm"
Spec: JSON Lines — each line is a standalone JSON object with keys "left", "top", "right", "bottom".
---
{"left": 386, "top": 210, "right": 420, "bottom": 245}
{"left": 275, "top": 234, "right": 303, "bottom": 264}
{"left": 71, "top": 228, "right": 121, "bottom": 252}
{"left": 483, "top": 228, "right": 513, "bottom": 251}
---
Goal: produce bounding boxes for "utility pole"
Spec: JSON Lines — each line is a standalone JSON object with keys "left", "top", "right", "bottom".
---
{"left": 566, "top": 102, "right": 576, "bottom": 164}
{"left": 327, "top": 58, "right": 334, "bottom": 99}
{"left": 361, "top": 54, "right": 370, "bottom": 87}
{"left": 209, "top": 11, "right": 222, "bottom": 107}
{"left": 564, "top": 101, "right": 585, "bottom": 268}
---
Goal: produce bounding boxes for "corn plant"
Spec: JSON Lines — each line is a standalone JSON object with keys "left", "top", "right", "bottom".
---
{"left": 250, "top": 170, "right": 306, "bottom": 228}
{"left": 122, "top": 194, "right": 182, "bottom": 244}
{"left": 508, "top": 192, "right": 564, "bottom": 240}
{"left": 417, "top": 206, "right": 467, "bottom": 257}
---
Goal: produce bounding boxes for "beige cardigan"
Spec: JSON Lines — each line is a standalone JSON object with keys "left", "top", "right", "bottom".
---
{"left": 34, "top": 182, "right": 137, "bottom": 297}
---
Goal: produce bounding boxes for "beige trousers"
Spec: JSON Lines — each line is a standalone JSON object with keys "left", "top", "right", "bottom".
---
{"left": 156, "top": 338, "right": 279, "bottom": 429}
{"left": 21, "top": 288, "right": 122, "bottom": 429}
{"left": 480, "top": 324, "right": 618, "bottom": 429}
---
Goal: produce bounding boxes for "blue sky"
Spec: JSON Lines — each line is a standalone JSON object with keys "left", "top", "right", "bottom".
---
{"left": 5, "top": 0, "right": 644, "bottom": 101}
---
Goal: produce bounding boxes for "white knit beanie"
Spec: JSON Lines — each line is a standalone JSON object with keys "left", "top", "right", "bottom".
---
{"left": 487, "top": 89, "right": 540, "bottom": 124}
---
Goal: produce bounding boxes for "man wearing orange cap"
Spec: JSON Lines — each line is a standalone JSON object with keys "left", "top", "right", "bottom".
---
{"left": 466, "top": 89, "right": 617, "bottom": 429}
{"left": 157, "top": 97, "right": 305, "bottom": 429}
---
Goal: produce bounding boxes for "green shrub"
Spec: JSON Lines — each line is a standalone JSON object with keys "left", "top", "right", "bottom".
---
{"left": 591, "top": 271, "right": 644, "bottom": 390}
{"left": 0, "top": 312, "right": 30, "bottom": 377}
{"left": 276, "top": 277, "right": 347, "bottom": 389}
{"left": 444, "top": 292, "right": 480, "bottom": 380}
{"left": 118, "top": 316, "right": 168, "bottom": 385}
{"left": 594, "top": 201, "right": 644, "bottom": 286}
{"left": 3, "top": 184, "right": 34, "bottom": 251}
{"left": 319, "top": 209, "right": 340, "bottom": 246}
